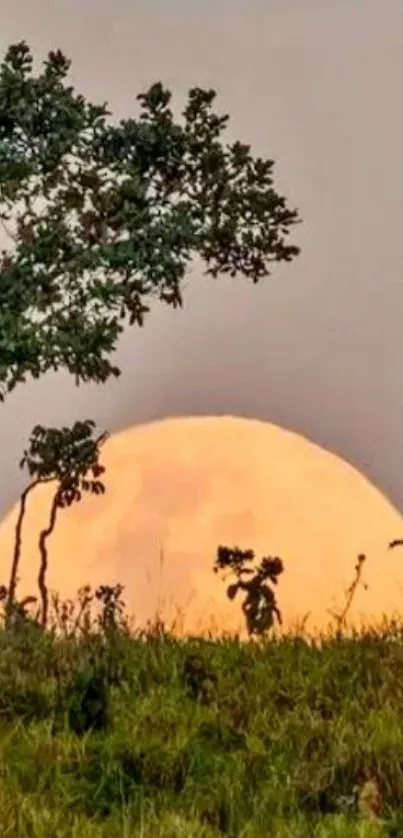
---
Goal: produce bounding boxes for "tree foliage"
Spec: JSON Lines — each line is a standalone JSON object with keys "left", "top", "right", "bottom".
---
{"left": 0, "top": 40, "right": 300, "bottom": 401}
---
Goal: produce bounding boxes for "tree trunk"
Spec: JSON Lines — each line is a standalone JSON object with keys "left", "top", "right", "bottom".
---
{"left": 38, "top": 490, "right": 60, "bottom": 628}
{"left": 6, "top": 479, "right": 39, "bottom": 625}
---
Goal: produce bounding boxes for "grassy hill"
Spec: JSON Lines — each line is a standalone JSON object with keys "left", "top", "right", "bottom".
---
{"left": 0, "top": 590, "right": 402, "bottom": 837}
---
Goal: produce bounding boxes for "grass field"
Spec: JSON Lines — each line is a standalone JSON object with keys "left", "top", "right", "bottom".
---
{"left": 0, "top": 582, "right": 402, "bottom": 838}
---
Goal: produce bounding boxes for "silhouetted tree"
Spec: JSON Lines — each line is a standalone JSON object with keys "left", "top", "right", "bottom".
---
{"left": 214, "top": 545, "right": 284, "bottom": 636}
{"left": 0, "top": 40, "right": 300, "bottom": 402}
{"left": 6, "top": 420, "right": 107, "bottom": 627}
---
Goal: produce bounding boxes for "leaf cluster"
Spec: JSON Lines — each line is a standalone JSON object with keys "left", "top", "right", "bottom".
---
{"left": 19, "top": 418, "right": 107, "bottom": 507}
{"left": 0, "top": 41, "right": 300, "bottom": 400}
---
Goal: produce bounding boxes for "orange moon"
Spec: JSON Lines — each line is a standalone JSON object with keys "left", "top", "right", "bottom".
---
{"left": 0, "top": 415, "right": 402, "bottom": 639}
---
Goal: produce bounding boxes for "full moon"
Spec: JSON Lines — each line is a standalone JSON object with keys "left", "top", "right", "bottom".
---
{"left": 0, "top": 416, "right": 402, "bottom": 638}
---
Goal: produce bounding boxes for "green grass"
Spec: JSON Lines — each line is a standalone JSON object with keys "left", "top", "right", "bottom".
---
{"left": 1, "top": 592, "right": 403, "bottom": 837}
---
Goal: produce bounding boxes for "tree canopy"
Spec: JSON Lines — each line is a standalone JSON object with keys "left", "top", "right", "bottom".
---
{"left": 0, "top": 40, "right": 301, "bottom": 402}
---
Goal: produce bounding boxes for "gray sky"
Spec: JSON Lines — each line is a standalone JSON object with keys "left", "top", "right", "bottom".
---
{"left": 1, "top": 0, "right": 403, "bottom": 516}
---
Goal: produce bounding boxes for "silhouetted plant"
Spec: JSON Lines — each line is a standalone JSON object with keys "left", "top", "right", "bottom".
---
{"left": 50, "top": 585, "right": 93, "bottom": 638}
{"left": 93, "top": 584, "right": 131, "bottom": 687}
{"left": 7, "top": 420, "right": 108, "bottom": 627}
{"left": 95, "top": 583, "right": 127, "bottom": 634}
{"left": 49, "top": 582, "right": 128, "bottom": 643}
{"left": 327, "top": 553, "right": 368, "bottom": 635}
{"left": 49, "top": 585, "right": 131, "bottom": 736}
{"left": 214, "top": 545, "right": 284, "bottom": 636}
{"left": 0, "top": 583, "right": 38, "bottom": 630}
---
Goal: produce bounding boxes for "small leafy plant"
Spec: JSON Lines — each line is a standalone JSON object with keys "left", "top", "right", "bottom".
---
{"left": 214, "top": 545, "right": 284, "bottom": 636}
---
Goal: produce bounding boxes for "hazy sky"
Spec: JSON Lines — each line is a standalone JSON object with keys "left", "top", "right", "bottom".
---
{"left": 1, "top": 0, "right": 403, "bottom": 516}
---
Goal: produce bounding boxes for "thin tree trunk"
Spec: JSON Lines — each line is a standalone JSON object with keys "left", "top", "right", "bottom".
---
{"left": 6, "top": 479, "right": 40, "bottom": 625}
{"left": 6, "top": 476, "right": 56, "bottom": 627}
{"left": 36, "top": 430, "right": 108, "bottom": 629}
{"left": 38, "top": 489, "right": 61, "bottom": 628}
